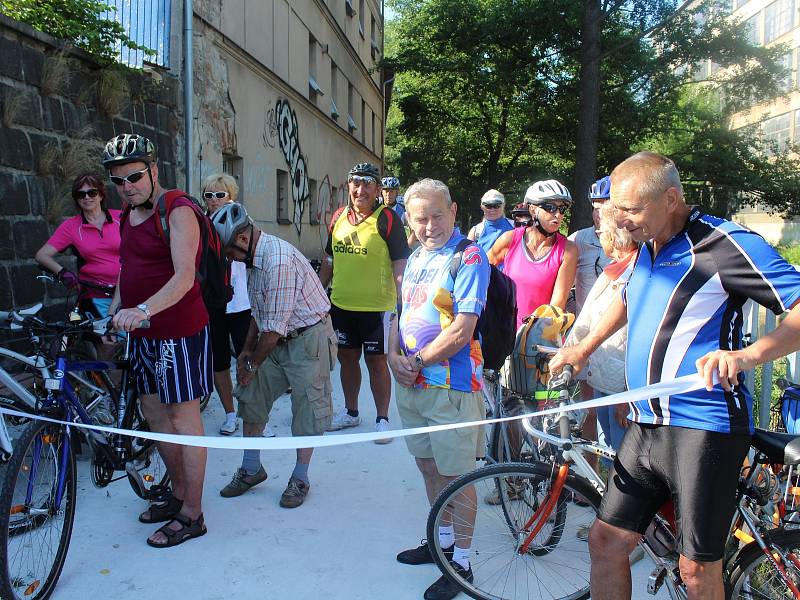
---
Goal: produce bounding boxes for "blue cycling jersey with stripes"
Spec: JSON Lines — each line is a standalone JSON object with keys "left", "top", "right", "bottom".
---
{"left": 624, "top": 208, "right": 800, "bottom": 434}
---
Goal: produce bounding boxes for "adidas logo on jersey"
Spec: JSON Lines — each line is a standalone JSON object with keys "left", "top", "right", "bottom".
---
{"left": 333, "top": 231, "right": 368, "bottom": 255}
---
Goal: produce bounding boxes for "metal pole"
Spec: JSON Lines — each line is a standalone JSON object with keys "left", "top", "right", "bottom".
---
{"left": 183, "top": 0, "right": 193, "bottom": 194}
{"left": 760, "top": 310, "right": 777, "bottom": 429}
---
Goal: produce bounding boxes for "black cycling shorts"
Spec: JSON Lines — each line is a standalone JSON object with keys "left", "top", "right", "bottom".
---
{"left": 208, "top": 308, "right": 251, "bottom": 372}
{"left": 598, "top": 422, "right": 750, "bottom": 562}
{"left": 330, "top": 304, "right": 389, "bottom": 355}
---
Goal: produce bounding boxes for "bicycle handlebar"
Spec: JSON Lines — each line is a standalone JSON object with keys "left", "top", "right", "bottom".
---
{"left": 548, "top": 364, "right": 575, "bottom": 441}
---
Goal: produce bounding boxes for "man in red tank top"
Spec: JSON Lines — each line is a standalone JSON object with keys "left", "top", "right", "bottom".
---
{"left": 105, "top": 134, "right": 211, "bottom": 549}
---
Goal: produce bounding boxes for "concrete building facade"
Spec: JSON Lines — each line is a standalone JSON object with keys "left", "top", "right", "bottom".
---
{"left": 710, "top": 0, "right": 800, "bottom": 243}
{"left": 178, "top": 0, "right": 385, "bottom": 258}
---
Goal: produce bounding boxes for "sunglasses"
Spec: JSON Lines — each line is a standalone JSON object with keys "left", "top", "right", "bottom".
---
{"left": 74, "top": 189, "right": 100, "bottom": 199}
{"left": 482, "top": 202, "right": 503, "bottom": 209}
{"left": 109, "top": 167, "right": 149, "bottom": 187}
{"left": 348, "top": 175, "right": 376, "bottom": 186}
{"left": 538, "top": 202, "right": 570, "bottom": 215}
{"left": 203, "top": 191, "right": 229, "bottom": 200}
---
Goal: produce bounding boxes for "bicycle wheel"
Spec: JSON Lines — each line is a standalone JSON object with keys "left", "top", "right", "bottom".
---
{"left": 126, "top": 394, "right": 170, "bottom": 500}
{"left": 66, "top": 347, "right": 116, "bottom": 425}
{"left": 0, "top": 420, "right": 76, "bottom": 600}
{"left": 490, "top": 403, "right": 542, "bottom": 465}
{"left": 728, "top": 527, "right": 800, "bottom": 599}
{"left": 427, "top": 462, "right": 600, "bottom": 600}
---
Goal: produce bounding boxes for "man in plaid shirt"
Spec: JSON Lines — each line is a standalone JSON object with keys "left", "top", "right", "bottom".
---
{"left": 211, "top": 203, "right": 337, "bottom": 508}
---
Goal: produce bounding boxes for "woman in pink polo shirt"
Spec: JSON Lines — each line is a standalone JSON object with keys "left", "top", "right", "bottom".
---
{"left": 35, "top": 172, "right": 122, "bottom": 317}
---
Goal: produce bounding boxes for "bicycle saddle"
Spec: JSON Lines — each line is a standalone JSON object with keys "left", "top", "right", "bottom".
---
{"left": 752, "top": 428, "right": 800, "bottom": 465}
{"left": 18, "top": 303, "right": 43, "bottom": 316}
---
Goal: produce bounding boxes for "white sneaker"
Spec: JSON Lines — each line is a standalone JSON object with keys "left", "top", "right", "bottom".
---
{"left": 374, "top": 420, "right": 392, "bottom": 444}
{"left": 219, "top": 415, "right": 239, "bottom": 436}
{"left": 327, "top": 408, "right": 361, "bottom": 431}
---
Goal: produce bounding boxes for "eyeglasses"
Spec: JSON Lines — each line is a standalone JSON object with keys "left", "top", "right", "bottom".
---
{"left": 109, "top": 167, "right": 149, "bottom": 187}
{"left": 482, "top": 202, "right": 503, "bottom": 209}
{"left": 203, "top": 191, "right": 229, "bottom": 200}
{"left": 348, "top": 175, "right": 376, "bottom": 186}
{"left": 538, "top": 202, "right": 570, "bottom": 215}
{"left": 74, "top": 189, "right": 100, "bottom": 199}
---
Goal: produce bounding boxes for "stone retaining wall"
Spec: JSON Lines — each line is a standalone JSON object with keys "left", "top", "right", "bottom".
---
{"left": 0, "top": 14, "right": 183, "bottom": 315}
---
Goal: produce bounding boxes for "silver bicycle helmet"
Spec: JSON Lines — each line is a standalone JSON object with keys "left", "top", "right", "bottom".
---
{"left": 102, "top": 134, "right": 156, "bottom": 168}
{"left": 524, "top": 180, "right": 572, "bottom": 205}
{"left": 211, "top": 202, "right": 253, "bottom": 247}
{"left": 381, "top": 176, "right": 400, "bottom": 189}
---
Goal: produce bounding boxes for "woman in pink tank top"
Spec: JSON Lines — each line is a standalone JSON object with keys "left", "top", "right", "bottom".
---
{"left": 488, "top": 180, "right": 578, "bottom": 329}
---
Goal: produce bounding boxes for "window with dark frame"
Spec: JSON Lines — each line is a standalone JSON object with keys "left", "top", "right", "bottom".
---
{"left": 309, "top": 33, "right": 323, "bottom": 105}
{"left": 277, "top": 169, "right": 291, "bottom": 224}
{"left": 222, "top": 154, "right": 243, "bottom": 201}
{"left": 309, "top": 178, "right": 319, "bottom": 225}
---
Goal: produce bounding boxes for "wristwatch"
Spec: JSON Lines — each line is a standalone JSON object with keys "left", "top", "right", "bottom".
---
{"left": 244, "top": 360, "right": 258, "bottom": 373}
{"left": 136, "top": 303, "right": 152, "bottom": 318}
{"left": 414, "top": 352, "right": 425, "bottom": 369}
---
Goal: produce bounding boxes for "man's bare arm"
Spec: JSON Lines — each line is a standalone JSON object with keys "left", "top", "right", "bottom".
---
{"left": 550, "top": 292, "right": 627, "bottom": 374}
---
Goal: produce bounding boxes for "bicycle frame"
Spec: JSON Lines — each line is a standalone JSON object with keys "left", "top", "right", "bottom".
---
{"left": 518, "top": 411, "right": 800, "bottom": 599}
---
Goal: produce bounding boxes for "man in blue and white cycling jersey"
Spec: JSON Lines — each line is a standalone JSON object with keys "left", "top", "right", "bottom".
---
{"left": 551, "top": 151, "right": 800, "bottom": 600}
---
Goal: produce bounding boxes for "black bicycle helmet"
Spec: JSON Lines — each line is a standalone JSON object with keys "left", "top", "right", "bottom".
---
{"left": 348, "top": 162, "right": 380, "bottom": 180}
{"left": 102, "top": 134, "right": 156, "bottom": 168}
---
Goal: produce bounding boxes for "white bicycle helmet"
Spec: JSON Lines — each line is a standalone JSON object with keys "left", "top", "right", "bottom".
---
{"left": 524, "top": 180, "right": 572, "bottom": 205}
{"left": 211, "top": 202, "right": 253, "bottom": 247}
{"left": 481, "top": 189, "right": 505, "bottom": 204}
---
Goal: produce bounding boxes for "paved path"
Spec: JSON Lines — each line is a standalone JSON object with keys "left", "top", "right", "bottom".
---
{"left": 39, "top": 361, "right": 663, "bottom": 599}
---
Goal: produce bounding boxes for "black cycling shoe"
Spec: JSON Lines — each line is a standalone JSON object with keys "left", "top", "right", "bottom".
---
{"left": 424, "top": 561, "right": 473, "bottom": 600}
{"left": 396, "top": 540, "right": 454, "bottom": 565}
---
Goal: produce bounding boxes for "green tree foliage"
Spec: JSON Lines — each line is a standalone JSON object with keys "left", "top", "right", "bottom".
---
{"left": 0, "top": 0, "right": 151, "bottom": 65}
{"left": 385, "top": 0, "right": 800, "bottom": 228}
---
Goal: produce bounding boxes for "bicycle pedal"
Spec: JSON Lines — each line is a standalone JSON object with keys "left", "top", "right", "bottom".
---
{"left": 125, "top": 462, "right": 146, "bottom": 494}
{"left": 647, "top": 565, "right": 668, "bottom": 595}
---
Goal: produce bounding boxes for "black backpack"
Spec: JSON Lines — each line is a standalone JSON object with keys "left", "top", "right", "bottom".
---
{"left": 449, "top": 238, "right": 517, "bottom": 371}
{"left": 121, "top": 190, "right": 233, "bottom": 310}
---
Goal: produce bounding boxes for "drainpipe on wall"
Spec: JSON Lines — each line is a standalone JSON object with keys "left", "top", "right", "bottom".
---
{"left": 184, "top": 0, "right": 194, "bottom": 194}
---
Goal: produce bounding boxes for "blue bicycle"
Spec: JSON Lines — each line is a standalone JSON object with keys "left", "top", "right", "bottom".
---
{"left": 0, "top": 312, "right": 166, "bottom": 600}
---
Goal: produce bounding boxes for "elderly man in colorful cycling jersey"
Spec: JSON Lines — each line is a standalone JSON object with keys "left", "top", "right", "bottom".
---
{"left": 318, "top": 163, "right": 410, "bottom": 442}
{"left": 389, "top": 178, "right": 489, "bottom": 600}
{"left": 550, "top": 151, "right": 800, "bottom": 600}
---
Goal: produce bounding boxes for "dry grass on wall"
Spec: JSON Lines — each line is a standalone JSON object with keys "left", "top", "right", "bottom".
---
{"left": 2, "top": 90, "right": 24, "bottom": 127}
{"left": 62, "top": 127, "right": 101, "bottom": 180}
{"left": 97, "top": 67, "right": 129, "bottom": 118}
{"left": 40, "top": 50, "right": 72, "bottom": 97}
{"left": 37, "top": 142, "right": 63, "bottom": 178}
{"left": 46, "top": 183, "right": 73, "bottom": 226}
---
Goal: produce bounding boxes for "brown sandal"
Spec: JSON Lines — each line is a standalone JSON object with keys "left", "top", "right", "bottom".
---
{"left": 139, "top": 494, "right": 183, "bottom": 524}
{"left": 146, "top": 513, "right": 207, "bottom": 548}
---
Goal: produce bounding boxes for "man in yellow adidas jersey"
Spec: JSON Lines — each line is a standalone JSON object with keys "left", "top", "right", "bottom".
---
{"left": 318, "top": 163, "right": 410, "bottom": 441}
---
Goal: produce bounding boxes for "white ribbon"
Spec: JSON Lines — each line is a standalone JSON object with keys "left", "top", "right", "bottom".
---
{"left": 0, "top": 373, "right": 708, "bottom": 451}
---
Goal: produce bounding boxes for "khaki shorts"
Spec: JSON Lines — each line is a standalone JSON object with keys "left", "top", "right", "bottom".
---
{"left": 236, "top": 316, "right": 336, "bottom": 436}
{"left": 396, "top": 385, "right": 484, "bottom": 476}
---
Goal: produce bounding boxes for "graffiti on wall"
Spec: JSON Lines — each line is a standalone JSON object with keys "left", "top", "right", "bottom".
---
{"left": 276, "top": 100, "right": 309, "bottom": 234}
{"left": 260, "top": 99, "right": 310, "bottom": 234}
{"left": 316, "top": 174, "right": 349, "bottom": 251}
